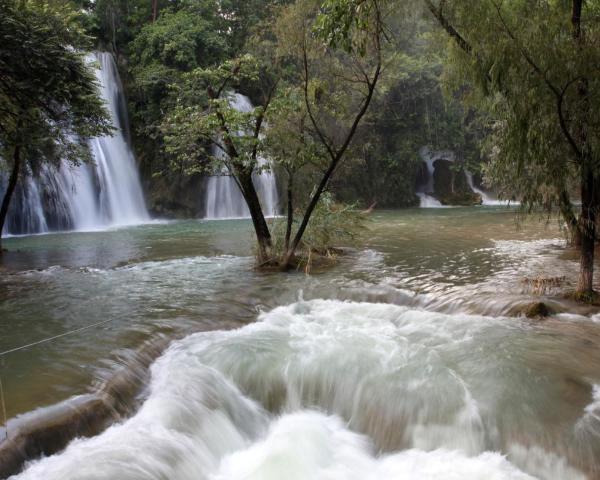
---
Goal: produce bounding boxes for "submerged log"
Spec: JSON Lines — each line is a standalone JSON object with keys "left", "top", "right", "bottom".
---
{"left": 0, "top": 336, "right": 170, "bottom": 479}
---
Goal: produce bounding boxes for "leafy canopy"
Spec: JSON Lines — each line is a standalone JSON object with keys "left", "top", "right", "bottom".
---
{"left": 0, "top": 0, "right": 112, "bottom": 167}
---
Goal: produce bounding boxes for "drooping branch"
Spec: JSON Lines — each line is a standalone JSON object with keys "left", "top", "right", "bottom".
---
{"left": 423, "top": 0, "right": 472, "bottom": 54}
{"left": 557, "top": 77, "right": 584, "bottom": 160}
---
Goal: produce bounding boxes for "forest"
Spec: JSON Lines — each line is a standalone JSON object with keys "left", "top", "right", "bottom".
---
{"left": 1, "top": 1, "right": 600, "bottom": 479}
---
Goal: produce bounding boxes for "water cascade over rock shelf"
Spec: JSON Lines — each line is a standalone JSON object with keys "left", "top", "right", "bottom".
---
{"left": 204, "top": 94, "right": 279, "bottom": 220}
{"left": 0, "top": 52, "right": 149, "bottom": 236}
{"left": 8, "top": 299, "right": 598, "bottom": 480}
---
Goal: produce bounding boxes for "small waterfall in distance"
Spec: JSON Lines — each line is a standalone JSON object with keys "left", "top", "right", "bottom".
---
{"left": 204, "top": 93, "right": 279, "bottom": 219}
{"left": 0, "top": 52, "right": 148, "bottom": 236}
{"left": 416, "top": 147, "right": 453, "bottom": 208}
{"left": 465, "top": 172, "right": 511, "bottom": 206}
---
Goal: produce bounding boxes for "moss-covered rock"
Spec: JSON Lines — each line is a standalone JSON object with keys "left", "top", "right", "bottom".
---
{"left": 567, "top": 290, "right": 600, "bottom": 306}
{"left": 433, "top": 159, "right": 482, "bottom": 206}
{"left": 147, "top": 173, "right": 206, "bottom": 218}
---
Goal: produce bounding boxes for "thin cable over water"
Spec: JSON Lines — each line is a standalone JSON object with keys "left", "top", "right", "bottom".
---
{"left": 0, "top": 317, "right": 119, "bottom": 439}
{"left": 0, "top": 318, "right": 117, "bottom": 357}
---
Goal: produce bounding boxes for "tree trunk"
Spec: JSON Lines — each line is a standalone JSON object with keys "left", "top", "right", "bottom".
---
{"left": 0, "top": 145, "right": 22, "bottom": 251}
{"left": 558, "top": 188, "right": 581, "bottom": 246}
{"left": 238, "top": 172, "right": 273, "bottom": 264}
{"left": 152, "top": 0, "right": 158, "bottom": 22}
{"left": 281, "top": 155, "right": 338, "bottom": 269}
{"left": 572, "top": 0, "right": 593, "bottom": 295}
{"left": 577, "top": 166, "right": 596, "bottom": 295}
{"left": 284, "top": 172, "right": 294, "bottom": 253}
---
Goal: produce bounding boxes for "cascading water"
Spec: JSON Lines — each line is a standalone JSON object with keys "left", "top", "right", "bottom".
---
{"left": 84, "top": 52, "right": 148, "bottom": 227}
{"left": 465, "top": 172, "right": 511, "bottom": 206}
{"left": 204, "top": 94, "right": 279, "bottom": 219}
{"left": 416, "top": 147, "right": 454, "bottom": 208}
{"left": 10, "top": 298, "right": 594, "bottom": 480}
{"left": 0, "top": 52, "right": 148, "bottom": 236}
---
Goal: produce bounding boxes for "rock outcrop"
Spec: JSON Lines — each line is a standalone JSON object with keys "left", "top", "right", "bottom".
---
{"left": 432, "top": 159, "right": 482, "bottom": 206}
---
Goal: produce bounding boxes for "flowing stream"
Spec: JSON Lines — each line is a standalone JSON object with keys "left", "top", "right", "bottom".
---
{"left": 0, "top": 52, "right": 148, "bottom": 236}
{"left": 1, "top": 209, "right": 600, "bottom": 479}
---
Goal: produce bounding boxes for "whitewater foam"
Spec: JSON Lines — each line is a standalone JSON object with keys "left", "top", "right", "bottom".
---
{"left": 10, "top": 299, "right": 590, "bottom": 480}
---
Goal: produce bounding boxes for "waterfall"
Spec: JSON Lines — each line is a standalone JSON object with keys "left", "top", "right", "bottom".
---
{"left": 416, "top": 147, "right": 453, "bottom": 208}
{"left": 204, "top": 94, "right": 279, "bottom": 219}
{"left": 465, "top": 172, "right": 511, "bottom": 206}
{"left": 0, "top": 52, "right": 148, "bottom": 236}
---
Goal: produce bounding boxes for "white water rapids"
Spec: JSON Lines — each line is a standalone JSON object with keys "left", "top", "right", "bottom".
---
{"left": 11, "top": 298, "right": 597, "bottom": 480}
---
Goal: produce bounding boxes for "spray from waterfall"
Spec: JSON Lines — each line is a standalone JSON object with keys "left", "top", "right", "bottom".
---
{"left": 0, "top": 52, "right": 149, "bottom": 236}
{"left": 204, "top": 93, "right": 279, "bottom": 220}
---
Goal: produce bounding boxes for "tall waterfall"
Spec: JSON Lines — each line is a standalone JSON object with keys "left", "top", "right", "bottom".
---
{"left": 0, "top": 52, "right": 148, "bottom": 236}
{"left": 204, "top": 94, "right": 279, "bottom": 219}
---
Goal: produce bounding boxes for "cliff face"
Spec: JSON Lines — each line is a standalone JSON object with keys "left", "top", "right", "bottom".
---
{"left": 147, "top": 174, "right": 207, "bottom": 218}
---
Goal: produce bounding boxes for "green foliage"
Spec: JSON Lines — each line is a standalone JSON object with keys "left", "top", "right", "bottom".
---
{"left": 271, "top": 192, "right": 366, "bottom": 254}
{"left": 314, "top": 0, "right": 377, "bottom": 54}
{"left": 109, "top": 0, "right": 290, "bottom": 196}
{"left": 162, "top": 54, "right": 270, "bottom": 177}
{"left": 436, "top": 0, "right": 600, "bottom": 211}
{"left": 125, "top": 2, "right": 231, "bottom": 170}
{"left": 0, "top": 0, "right": 112, "bottom": 169}
{"left": 264, "top": 87, "right": 328, "bottom": 181}
{"left": 319, "top": 6, "right": 484, "bottom": 207}
{"left": 130, "top": 8, "right": 229, "bottom": 72}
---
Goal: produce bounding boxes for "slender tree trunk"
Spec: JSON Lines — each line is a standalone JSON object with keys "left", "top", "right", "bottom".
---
{"left": 0, "top": 145, "right": 22, "bottom": 252}
{"left": 238, "top": 172, "right": 273, "bottom": 264}
{"left": 558, "top": 188, "right": 581, "bottom": 246}
{"left": 284, "top": 172, "right": 294, "bottom": 252}
{"left": 152, "top": 0, "right": 158, "bottom": 22}
{"left": 577, "top": 166, "right": 596, "bottom": 295}
{"left": 281, "top": 155, "right": 337, "bottom": 269}
{"left": 571, "top": 0, "right": 583, "bottom": 39}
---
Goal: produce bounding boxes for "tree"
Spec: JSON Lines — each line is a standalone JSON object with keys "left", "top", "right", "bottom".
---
{"left": 163, "top": 0, "right": 387, "bottom": 267}
{"left": 127, "top": 1, "right": 231, "bottom": 181}
{"left": 163, "top": 55, "right": 278, "bottom": 262}
{"left": 423, "top": 0, "right": 600, "bottom": 296}
{"left": 274, "top": 0, "right": 386, "bottom": 268}
{"left": 0, "top": 0, "right": 112, "bottom": 249}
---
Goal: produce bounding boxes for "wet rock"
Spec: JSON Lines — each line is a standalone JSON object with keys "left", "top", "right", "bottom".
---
{"left": 415, "top": 161, "right": 429, "bottom": 190}
{"left": 0, "top": 396, "right": 114, "bottom": 479}
{"left": 0, "top": 335, "right": 170, "bottom": 478}
{"left": 524, "top": 302, "right": 552, "bottom": 319}
{"left": 433, "top": 159, "right": 482, "bottom": 206}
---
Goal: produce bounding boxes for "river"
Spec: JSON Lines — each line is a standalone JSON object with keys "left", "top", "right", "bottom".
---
{"left": 1, "top": 208, "right": 600, "bottom": 479}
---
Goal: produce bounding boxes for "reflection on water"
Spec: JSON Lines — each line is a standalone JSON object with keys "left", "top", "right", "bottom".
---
{"left": 2, "top": 208, "right": 600, "bottom": 479}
